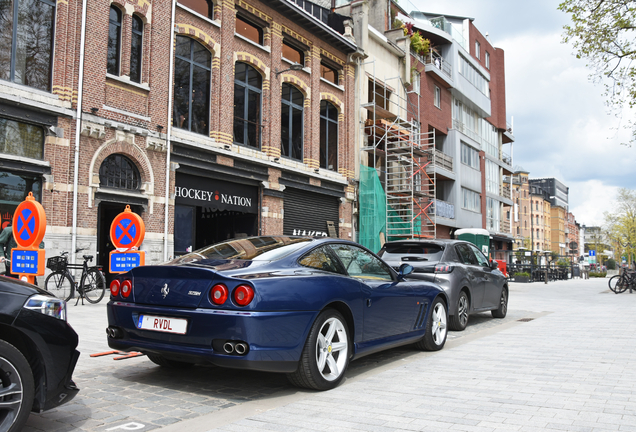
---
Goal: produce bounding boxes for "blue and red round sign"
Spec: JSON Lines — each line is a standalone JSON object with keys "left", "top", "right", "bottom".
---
{"left": 12, "top": 192, "right": 46, "bottom": 249}
{"left": 109, "top": 205, "right": 145, "bottom": 249}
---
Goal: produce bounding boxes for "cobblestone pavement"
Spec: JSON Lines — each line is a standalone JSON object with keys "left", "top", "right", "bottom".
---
{"left": 23, "top": 278, "right": 615, "bottom": 431}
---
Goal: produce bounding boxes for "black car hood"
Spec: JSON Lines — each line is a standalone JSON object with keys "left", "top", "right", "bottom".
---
{"left": 0, "top": 275, "right": 51, "bottom": 297}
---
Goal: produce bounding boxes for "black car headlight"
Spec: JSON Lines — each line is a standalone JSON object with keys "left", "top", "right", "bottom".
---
{"left": 23, "top": 295, "right": 67, "bottom": 321}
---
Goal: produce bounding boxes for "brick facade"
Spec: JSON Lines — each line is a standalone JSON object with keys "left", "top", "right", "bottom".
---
{"left": 0, "top": 0, "right": 357, "bottom": 275}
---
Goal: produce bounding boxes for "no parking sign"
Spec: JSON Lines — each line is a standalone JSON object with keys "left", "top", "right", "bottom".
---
{"left": 109, "top": 206, "right": 145, "bottom": 273}
{"left": 11, "top": 192, "right": 46, "bottom": 283}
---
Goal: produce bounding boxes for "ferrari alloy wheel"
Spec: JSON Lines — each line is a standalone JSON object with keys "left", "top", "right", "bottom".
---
{"left": 449, "top": 290, "right": 469, "bottom": 331}
{"left": 0, "top": 340, "right": 34, "bottom": 432}
{"left": 416, "top": 298, "right": 447, "bottom": 351}
{"left": 287, "top": 309, "right": 350, "bottom": 390}
{"left": 491, "top": 287, "right": 508, "bottom": 318}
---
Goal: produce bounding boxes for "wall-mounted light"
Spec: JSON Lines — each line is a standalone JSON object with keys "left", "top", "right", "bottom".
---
{"left": 90, "top": 107, "right": 99, "bottom": 114}
{"left": 224, "top": 144, "right": 231, "bottom": 150}
{"left": 275, "top": 63, "right": 303, "bottom": 77}
{"left": 157, "top": 125, "right": 164, "bottom": 132}
{"left": 273, "top": 157, "right": 280, "bottom": 162}
{"left": 314, "top": 168, "right": 320, "bottom": 173}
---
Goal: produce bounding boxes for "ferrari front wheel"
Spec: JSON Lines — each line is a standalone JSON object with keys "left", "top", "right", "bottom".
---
{"left": 287, "top": 309, "right": 350, "bottom": 390}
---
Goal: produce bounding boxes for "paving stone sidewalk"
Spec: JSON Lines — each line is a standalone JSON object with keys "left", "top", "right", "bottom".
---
{"left": 197, "top": 277, "right": 636, "bottom": 432}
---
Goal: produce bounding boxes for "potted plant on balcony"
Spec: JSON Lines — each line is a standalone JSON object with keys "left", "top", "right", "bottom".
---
{"left": 513, "top": 271, "right": 531, "bottom": 283}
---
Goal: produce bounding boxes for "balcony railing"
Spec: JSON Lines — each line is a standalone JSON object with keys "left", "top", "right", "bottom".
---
{"left": 452, "top": 119, "right": 481, "bottom": 143}
{"left": 413, "top": 50, "right": 452, "bottom": 79}
{"left": 434, "top": 148, "right": 453, "bottom": 172}
{"left": 427, "top": 199, "right": 455, "bottom": 219}
{"left": 500, "top": 150, "right": 512, "bottom": 166}
{"left": 501, "top": 219, "right": 511, "bottom": 234}
{"left": 500, "top": 184, "right": 511, "bottom": 200}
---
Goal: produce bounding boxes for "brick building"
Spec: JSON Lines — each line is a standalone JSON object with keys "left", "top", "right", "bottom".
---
{"left": 0, "top": 0, "right": 358, "bottom": 277}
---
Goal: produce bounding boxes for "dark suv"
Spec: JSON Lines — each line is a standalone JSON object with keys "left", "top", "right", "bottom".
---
{"left": 0, "top": 276, "right": 80, "bottom": 432}
{"left": 378, "top": 240, "right": 508, "bottom": 331}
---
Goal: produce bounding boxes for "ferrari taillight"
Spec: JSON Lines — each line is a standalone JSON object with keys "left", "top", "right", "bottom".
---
{"left": 233, "top": 285, "right": 254, "bottom": 306}
{"left": 121, "top": 279, "right": 132, "bottom": 298}
{"left": 210, "top": 284, "right": 228, "bottom": 305}
{"left": 435, "top": 264, "right": 454, "bottom": 273}
{"left": 110, "top": 280, "right": 121, "bottom": 297}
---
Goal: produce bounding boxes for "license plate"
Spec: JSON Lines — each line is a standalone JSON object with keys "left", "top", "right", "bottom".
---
{"left": 137, "top": 315, "right": 188, "bottom": 334}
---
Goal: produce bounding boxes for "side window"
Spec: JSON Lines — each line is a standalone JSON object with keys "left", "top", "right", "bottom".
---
{"left": 299, "top": 246, "right": 344, "bottom": 274}
{"left": 468, "top": 244, "right": 489, "bottom": 267}
{"left": 329, "top": 244, "right": 392, "bottom": 281}
{"left": 456, "top": 244, "right": 477, "bottom": 265}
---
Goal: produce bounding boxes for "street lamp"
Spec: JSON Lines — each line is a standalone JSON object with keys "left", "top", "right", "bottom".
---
{"left": 274, "top": 63, "right": 304, "bottom": 77}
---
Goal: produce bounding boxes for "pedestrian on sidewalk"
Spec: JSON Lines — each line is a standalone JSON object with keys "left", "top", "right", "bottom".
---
{"left": 0, "top": 222, "right": 17, "bottom": 278}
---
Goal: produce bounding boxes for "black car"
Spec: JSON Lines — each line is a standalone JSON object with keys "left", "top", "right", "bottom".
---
{"left": 0, "top": 275, "right": 80, "bottom": 432}
{"left": 378, "top": 240, "right": 508, "bottom": 331}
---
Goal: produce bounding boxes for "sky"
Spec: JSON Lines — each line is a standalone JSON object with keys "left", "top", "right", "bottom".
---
{"left": 401, "top": 0, "right": 636, "bottom": 226}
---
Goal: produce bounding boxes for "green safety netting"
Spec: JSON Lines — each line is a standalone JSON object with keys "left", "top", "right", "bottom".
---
{"left": 359, "top": 165, "right": 386, "bottom": 253}
{"left": 359, "top": 165, "right": 422, "bottom": 253}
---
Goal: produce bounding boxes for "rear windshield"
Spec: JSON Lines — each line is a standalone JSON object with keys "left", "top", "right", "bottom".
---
{"left": 175, "top": 237, "right": 311, "bottom": 262}
{"left": 380, "top": 243, "right": 444, "bottom": 261}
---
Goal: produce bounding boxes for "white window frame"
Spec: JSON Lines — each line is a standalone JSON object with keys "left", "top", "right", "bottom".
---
{"left": 485, "top": 51, "right": 490, "bottom": 69}
{"left": 462, "top": 188, "right": 480, "bottom": 213}
{"left": 413, "top": 71, "right": 420, "bottom": 95}
{"left": 475, "top": 41, "right": 480, "bottom": 59}
{"left": 434, "top": 85, "right": 440, "bottom": 108}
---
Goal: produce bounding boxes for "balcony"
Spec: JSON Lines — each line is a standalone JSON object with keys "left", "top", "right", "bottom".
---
{"left": 501, "top": 219, "right": 511, "bottom": 234}
{"left": 414, "top": 50, "right": 453, "bottom": 88}
{"left": 500, "top": 184, "right": 511, "bottom": 200}
{"left": 500, "top": 150, "right": 511, "bottom": 166}
{"left": 453, "top": 119, "right": 481, "bottom": 143}
{"left": 434, "top": 148, "right": 453, "bottom": 172}
{"left": 427, "top": 198, "right": 455, "bottom": 219}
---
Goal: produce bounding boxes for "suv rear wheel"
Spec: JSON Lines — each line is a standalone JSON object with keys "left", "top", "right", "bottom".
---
{"left": 449, "top": 291, "right": 469, "bottom": 331}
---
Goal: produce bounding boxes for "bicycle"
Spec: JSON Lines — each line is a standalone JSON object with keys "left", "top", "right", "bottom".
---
{"left": 45, "top": 251, "right": 106, "bottom": 304}
{"left": 608, "top": 270, "right": 636, "bottom": 294}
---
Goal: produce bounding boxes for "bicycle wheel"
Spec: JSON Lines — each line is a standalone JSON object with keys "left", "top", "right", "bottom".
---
{"left": 44, "top": 271, "right": 74, "bottom": 302}
{"left": 80, "top": 267, "right": 106, "bottom": 304}
{"left": 608, "top": 275, "right": 628, "bottom": 294}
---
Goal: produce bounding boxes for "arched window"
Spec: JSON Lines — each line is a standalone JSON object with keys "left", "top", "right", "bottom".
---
{"left": 234, "top": 62, "right": 262, "bottom": 148}
{"left": 281, "top": 84, "right": 303, "bottom": 161}
{"left": 130, "top": 15, "right": 143, "bottom": 83}
{"left": 99, "top": 154, "right": 141, "bottom": 190}
{"left": 173, "top": 36, "right": 211, "bottom": 135}
{"left": 178, "top": 0, "right": 213, "bottom": 18}
{"left": 107, "top": 6, "right": 122, "bottom": 75}
{"left": 320, "top": 100, "right": 338, "bottom": 171}
{"left": 0, "top": 0, "right": 56, "bottom": 91}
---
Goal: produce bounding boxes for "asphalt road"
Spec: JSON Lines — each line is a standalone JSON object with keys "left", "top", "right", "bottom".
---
{"left": 23, "top": 277, "right": 630, "bottom": 432}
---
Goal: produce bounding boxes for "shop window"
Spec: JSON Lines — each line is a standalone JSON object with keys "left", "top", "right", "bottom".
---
{"left": 320, "top": 100, "right": 338, "bottom": 171}
{"left": 130, "top": 15, "right": 143, "bottom": 83}
{"left": 236, "top": 15, "right": 263, "bottom": 45}
{"left": 173, "top": 36, "right": 211, "bottom": 135}
{"left": 281, "top": 84, "right": 303, "bottom": 161}
{"left": 178, "top": 0, "right": 213, "bottom": 18}
{"left": 0, "top": 0, "right": 55, "bottom": 91}
{"left": 234, "top": 62, "right": 262, "bottom": 148}
{"left": 0, "top": 171, "right": 42, "bottom": 226}
{"left": 0, "top": 118, "right": 44, "bottom": 159}
{"left": 107, "top": 6, "right": 122, "bottom": 75}
{"left": 99, "top": 154, "right": 141, "bottom": 190}
{"left": 282, "top": 41, "right": 304, "bottom": 66}
{"left": 320, "top": 63, "right": 338, "bottom": 85}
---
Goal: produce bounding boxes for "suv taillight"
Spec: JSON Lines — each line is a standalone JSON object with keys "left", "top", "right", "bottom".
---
{"left": 435, "top": 264, "right": 454, "bottom": 273}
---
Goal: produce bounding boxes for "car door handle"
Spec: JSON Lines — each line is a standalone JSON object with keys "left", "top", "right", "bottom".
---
{"left": 366, "top": 299, "right": 372, "bottom": 307}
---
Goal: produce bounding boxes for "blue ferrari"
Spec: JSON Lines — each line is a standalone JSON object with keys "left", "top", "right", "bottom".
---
{"left": 107, "top": 236, "right": 448, "bottom": 390}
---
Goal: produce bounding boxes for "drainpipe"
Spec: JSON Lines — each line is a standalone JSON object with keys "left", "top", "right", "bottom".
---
{"left": 71, "top": 0, "right": 88, "bottom": 266}
{"left": 163, "top": 0, "right": 177, "bottom": 261}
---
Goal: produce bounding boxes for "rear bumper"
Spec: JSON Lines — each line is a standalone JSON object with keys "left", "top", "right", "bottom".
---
{"left": 107, "top": 301, "right": 317, "bottom": 373}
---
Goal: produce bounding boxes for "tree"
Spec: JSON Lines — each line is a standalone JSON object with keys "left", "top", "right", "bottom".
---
{"left": 604, "top": 188, "right": 636, "bottom": 265}
{"left": 559, "top": 0, "right": 636, "bottom": 145}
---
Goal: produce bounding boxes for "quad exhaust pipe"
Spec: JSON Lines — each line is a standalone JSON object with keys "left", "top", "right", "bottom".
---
{"left": 223, "top": 341, "right": 248, "bottom": 355}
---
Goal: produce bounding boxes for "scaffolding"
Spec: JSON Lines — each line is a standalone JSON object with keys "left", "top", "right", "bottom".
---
{"left": 360, "top": 60, "right": 437, "bottom": 245}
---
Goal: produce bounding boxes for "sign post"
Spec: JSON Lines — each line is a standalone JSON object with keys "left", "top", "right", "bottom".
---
{"left": 10, "top": 192, "right": 46, "bottom": 284}
{"left": 109, "top": 205, "right": 145, "bottom": 273}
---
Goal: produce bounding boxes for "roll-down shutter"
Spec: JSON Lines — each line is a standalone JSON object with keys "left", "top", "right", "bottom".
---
{"left": 283, "top": 188, "right": 339, "bottom": 237}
